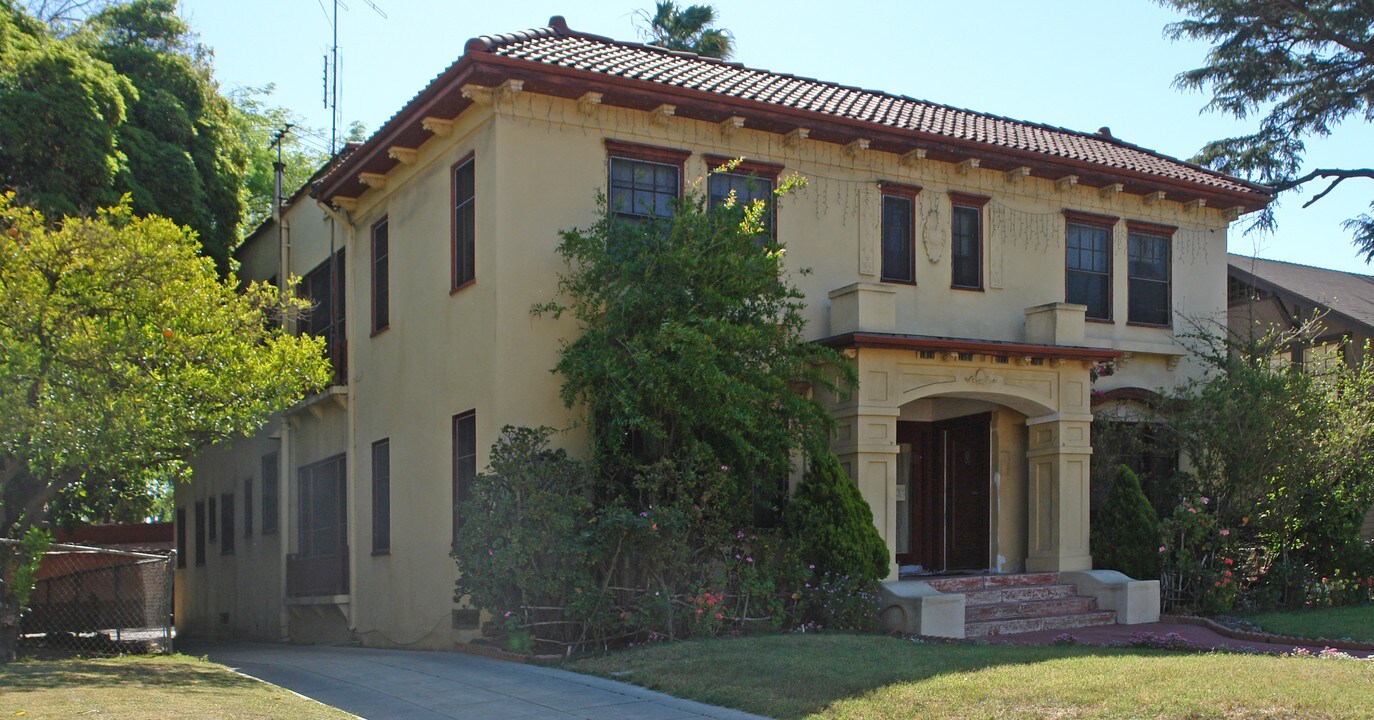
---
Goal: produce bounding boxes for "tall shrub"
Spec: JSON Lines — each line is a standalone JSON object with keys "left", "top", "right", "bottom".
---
{"left": 452, "top": 426, "right": 594, "bottom": 652}
{"left": 785, "top": 450, "right": 888, "bottom": 585}
{"left": 1091, "top": 465, "right": 1162, "bottom": 580}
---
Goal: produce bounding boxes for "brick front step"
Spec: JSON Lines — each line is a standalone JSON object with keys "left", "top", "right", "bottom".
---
{"left": 963, "top": 584, "right": 1077, "bottom": 606}
{"left": 965, "top": 610, "right": 1118, "bottom": 638}
{"left": 964, "top": 596, "right": 1101, "bottom": 622}
{"left": 923, "top": 573, "right": 1059, "bottom": 593}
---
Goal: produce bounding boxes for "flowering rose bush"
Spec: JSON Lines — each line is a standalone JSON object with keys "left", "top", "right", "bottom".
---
{"left": 1159, "top": 495, "right": 1239, "bottom": 613}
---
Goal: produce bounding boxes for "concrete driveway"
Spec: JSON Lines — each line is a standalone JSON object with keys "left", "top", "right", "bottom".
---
{"left": 189, "top": 642, "right": 768, "bottom": 720}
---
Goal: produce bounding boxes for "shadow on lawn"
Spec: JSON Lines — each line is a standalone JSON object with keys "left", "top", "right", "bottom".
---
{"left": 568, "top": 633, "right": 1192, "bottom": 719}
{"left": 3, "top": 655, "right": 264, "bottom": 692}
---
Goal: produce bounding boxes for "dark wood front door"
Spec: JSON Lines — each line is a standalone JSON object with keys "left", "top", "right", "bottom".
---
{"left": 896, "top": 413, "right": 991, "bottom": 573}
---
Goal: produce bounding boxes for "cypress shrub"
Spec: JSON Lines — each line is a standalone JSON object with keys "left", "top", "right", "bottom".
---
{"left": 1092, "top": 464, "right": 1162, "bottom": 580}
{"left": 785, "top": 450, "right": 889, "bottom": 584}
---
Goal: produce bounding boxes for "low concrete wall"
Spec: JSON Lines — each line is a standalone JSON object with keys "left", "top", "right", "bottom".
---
{"left": 1062, "top": 570, "right": 1159, "bottom": 625}
{"left": 878, "top": 580, "right": 965, "bottom": 638}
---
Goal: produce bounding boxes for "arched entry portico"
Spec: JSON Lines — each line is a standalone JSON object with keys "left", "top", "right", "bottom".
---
{"left": 823, "top": 341, "right": 1105, "bottom": 580}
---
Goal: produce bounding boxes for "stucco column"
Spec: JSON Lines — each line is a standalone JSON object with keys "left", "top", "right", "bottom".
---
{"left": 831, "top": 405, "right": 901, "bottom": 580}
{"left": 1024, "top": 413, "right": 1094, "bottom": 572}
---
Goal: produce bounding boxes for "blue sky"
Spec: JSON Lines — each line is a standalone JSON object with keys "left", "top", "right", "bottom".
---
{"left": 179, "top": 0, "right": 1374, "bottom": 273}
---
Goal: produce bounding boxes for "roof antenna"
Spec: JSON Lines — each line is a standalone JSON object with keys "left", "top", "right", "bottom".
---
{"left": 322, "top": 0, "right": 387, "bottom": 154}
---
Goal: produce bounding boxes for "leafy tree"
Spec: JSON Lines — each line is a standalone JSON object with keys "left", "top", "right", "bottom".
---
{"left": 1161, "top": 1, "right": 1374, "bottom": 260}
{"left": 0, "top": 194, "right": 330, "bottom": 661}
{"left": 15, "top": 0, "right": 110, "bottom": 31}
{"left": 538, "top": 169, "right": 854, "bottom": 528}
{"left": 1161, "top": 319, "right": 1374, "bottom": 607}
{"left": 638, "top": 1, "right": 734, "bottom": 59}
{"left": 0, "top": 2, "right": 132, "bottom": 217}
{"left": 80, "top": 0, "right": 248, "bottom": 271}
{"left": 1091, "top": 465, "right": 1162, "bottom": 581}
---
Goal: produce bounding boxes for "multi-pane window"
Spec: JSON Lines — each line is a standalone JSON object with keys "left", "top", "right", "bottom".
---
{"left": 452, "top": 411, "right": 476, "bottom": 544}
{"left": 220, "top": 492, "right": 235, "bottom": 555}
{"left": 243, "top": 478, "right": 254, "bottom": 538}
{"left": 372, "top": 218, "right": 389, "bottom": 333}
{"left": 194, "top": 501, "right": 206, "bottom": 566}
{"left": 610, "top": 158, "right": 679, "bottom": 219}
{"left": 707, "top": 161, "right": 777, "bottom": 237}
{"left": 298, "top": 455, "right": 347, "bottom": 558}
{"left": 605, "top": 140, "right": 689, "bottom": 221}
{"left": 880, "top": 193, "right": 915, "bottom": 284}
{"left": 950, "top": 194, "right": 987, "bottom": 290}
{"left": 372, "top": 439, "right": 391, "bottom": 554}
{"left": 175, "top": 508, "right": 187, "bottom": 568}
{"left": 261, "top": 452, "right": 279, "bottom": 534}
{"left": 1065, "top": 216, "right": 1115, "bottom": 320}
{"left": 453, "top": 157, "right": 475, "bottom": 290}
{"left": 301, "top": 250, "right": 346, "bottom": 383}
{"left": 1127, "top": 226, "right": 1171, "bottom": 326}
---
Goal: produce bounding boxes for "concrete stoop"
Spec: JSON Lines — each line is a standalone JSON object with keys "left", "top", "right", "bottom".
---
{"left": 880, "top": 570, "right": 1159, "bottom": 639}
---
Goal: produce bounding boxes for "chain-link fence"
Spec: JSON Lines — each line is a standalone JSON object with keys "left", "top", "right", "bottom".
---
{"left": 4, "top": 539, "right": 174, "bottom": 657}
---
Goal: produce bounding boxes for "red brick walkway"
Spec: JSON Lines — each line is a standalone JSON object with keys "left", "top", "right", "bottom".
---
{"left": 978, "top": 620, "right": 1373, "bottom": 658}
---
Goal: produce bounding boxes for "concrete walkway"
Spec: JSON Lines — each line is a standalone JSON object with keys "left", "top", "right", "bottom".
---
{"left": 188, "top": 642, "right": 769, "bottom": 720}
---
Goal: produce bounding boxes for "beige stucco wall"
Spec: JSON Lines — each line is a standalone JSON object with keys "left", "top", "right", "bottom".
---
{"left": 181, "top": 85, "right": 1236, "bottom": 646}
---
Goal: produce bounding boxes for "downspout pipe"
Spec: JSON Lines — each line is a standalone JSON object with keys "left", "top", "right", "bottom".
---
{"left": 315, "top": 200, "right": 360, "bottom": 635}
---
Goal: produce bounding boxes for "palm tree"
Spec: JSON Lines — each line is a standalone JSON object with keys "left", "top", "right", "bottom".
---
{"left": 639, "top": 1, "right": 734, "bottom": 59}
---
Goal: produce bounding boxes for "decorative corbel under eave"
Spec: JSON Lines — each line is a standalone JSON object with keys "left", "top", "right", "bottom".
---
{"left": 1099, "top": 182, "right": 1124, "bottom": 198}
{"left": 719, "top": 115, "right": 746, "bottom": 139}
{"left": 387, "top": 147, "right": 418, "bottom": 165}
{"left": 1004, "top": 166, "right": 1031, "bottom": 184}
{"left": 577, "top": 92, "right": 602, "bottom": 115}
{"left": 1143, "top": 190, "right": 1167, "bottom": 206}
{"left": 1055, "top": 175, "right": 1079, "bottom": 192}
{"left": 784, "top": 127, "right": 809, "bottom": 148}
{"left": 956, "top": 158, "right": 980, "bottom": 175}
{"left": 1224, "top": 206, "right": 1244, "bottom": 221}
{"left": 421, "top": 116, "right": 454, "bottom": 137}
{"left": 358, "top": 172, "right": 387, "bottom": 190}
{"left": 1184, "top": 198, "right": 1208, "bottom": 212}
{"left": 333, "top": 197, "right": 359, "bottom": 213}
{"left": 900, "top": 148, "right": 927, "bottom": 167}
{"left": 650, "top": 104, "right": 676, "bottom": 126}
{"left": 843, "top": 138, "right": 871, "bottom": 158}
{"left": 461, "top": 79, "right": 525, "bottom": 106}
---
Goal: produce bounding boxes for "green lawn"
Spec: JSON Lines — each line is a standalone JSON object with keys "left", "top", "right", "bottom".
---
{"left": 1246, "top": 603, "right": 1374, "bottom": 643}
{"left": 0, "top": 654, "right": 353, "bottom": 720}
{"left": 568, "top": 633, "right": 1374, "bottom": 719}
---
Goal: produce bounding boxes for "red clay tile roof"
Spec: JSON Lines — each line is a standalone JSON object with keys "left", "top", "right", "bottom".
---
{"left": 471, "top": 19, "right": 1266, "bottom": 198}
{"left": 316, "top": 17, "right": 1271, "bottom": 206}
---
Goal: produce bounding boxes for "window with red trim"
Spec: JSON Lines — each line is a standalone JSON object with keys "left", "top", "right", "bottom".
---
{"left": 950, "top": 193, "right": 988, "bottom": 290}
{"left": 1127, "top": 222, "right": 1174, "bottom": 326}
{"left": 1065, "top": 212, "right": 1117, "bottom": 321}
{"left": 606, "top": 140, "right": 689, "bottom": 220}
{"left": 880, "top": 184, "right": 920, "bottom": 284}
{"left": 371, "top": 217, "right": 389, "bottom": 333}
{"left": 453, "top": 157, "right": 475, "bottom": 290}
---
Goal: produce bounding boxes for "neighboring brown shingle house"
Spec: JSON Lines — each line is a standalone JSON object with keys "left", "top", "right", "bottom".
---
{"left": 1227, "top": 253, "right": 1374, "bottom": 539}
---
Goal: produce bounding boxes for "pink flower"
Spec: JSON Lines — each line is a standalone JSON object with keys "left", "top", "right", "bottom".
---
{"left": 715, "top": 613, "right": 723, "bottom": 620}
{"left": 1158, "top": 546, "right": 1167, "bottom": 553}
{"left": 720, "top": 465, "right": 730, "bottom": 471}
{"left": 745, "top": 556, "right": 753, "bottom": 563}
{"left": 1220, "top": 529, "right": 1230, "bottom": 536}
{"left": 1201, "top": 497, "right": 1210, "bottom": 505}
{"left": 1224, "top": 558, "right": 1234, "bottom": 565}
{"left": 1188, "top": 508, "right": 1197, "bottom": 514}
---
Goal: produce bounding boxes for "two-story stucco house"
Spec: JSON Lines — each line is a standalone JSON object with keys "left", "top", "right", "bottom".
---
{"left": 173, "top": 16, "right": 1271, "bottom": 646}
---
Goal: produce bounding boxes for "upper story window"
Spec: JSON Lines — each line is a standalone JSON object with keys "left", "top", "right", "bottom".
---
{"left": 945, "top": 193, "right": 989, "bottom": 292}
{"left": 371, "top": 217, "right": 389, "bottom": 334}
{"left": 1126, "top": 221, "right": 1174, "bottom": 327}
{"left": 301, "top": 250, "right": 347, "bottom": 383}
{"left": 606, "top": 140, "right": 690, "bottom": 220}
{"left": 1064, "top": 211, "right": 1117, "bottom": 321}
{"left": 706, "top": 156, "right": 781, "bottom": 239}
{"left": 220, "top": 492, "right": 235, "bottom": 555}
{"left": 453, "top": 155, "right": 475, "bottom": 291}
{"left": 950, "top": 193, "right": 988, "bottom": 290}
{"left": 879, "top": 183, "right": 921, "bottom": 284}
